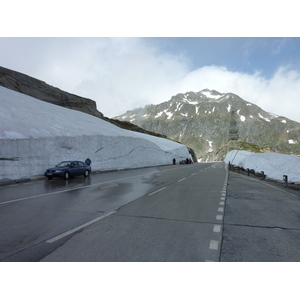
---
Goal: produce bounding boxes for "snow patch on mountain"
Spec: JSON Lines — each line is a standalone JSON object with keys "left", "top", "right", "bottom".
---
{"left": 227, "top": 103, "right": 232, "bottom": 112}
{"left": 200, "top": 90, "right": 224, "bottom": 100}
{"left": 237, "top": 110, "right": 246, "bottom": 122}
{"left": 258, "top": 113, "right": 271, "bottom": 122}
{"left": 289, "top": 139, "right": 298, "bottom": 144}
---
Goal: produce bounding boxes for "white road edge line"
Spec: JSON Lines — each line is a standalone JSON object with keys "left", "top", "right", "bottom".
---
{"left": 148, "top": 187, "right": 166, "bottom": 196}
{"left": 213, "top": 224, "right": 222, "bottom": 233}
{"left": 46, "top": 211, "right": 116, "bottom": 243}
{"left": 209, "top": 240, "right": 219, "bottom": 250}
{"left": 216, "top": 215, "right": 223, "bottom": 221}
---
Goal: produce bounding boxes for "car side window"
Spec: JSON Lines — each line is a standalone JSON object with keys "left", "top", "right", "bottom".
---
{"left": 78, "top": 161, "right": 84, "bottom": 166}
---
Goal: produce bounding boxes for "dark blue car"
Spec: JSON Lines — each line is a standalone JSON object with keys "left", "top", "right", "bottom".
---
{"left": 44, "top": 160, "right": 91, "bottom": 180}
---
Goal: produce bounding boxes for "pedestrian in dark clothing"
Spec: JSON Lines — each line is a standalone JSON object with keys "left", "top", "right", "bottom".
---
{"left": 85, "top": 158, "right": 91, "bottom": 166}
{"left": 173, "top": 158, "right": 176, "bottom": 165}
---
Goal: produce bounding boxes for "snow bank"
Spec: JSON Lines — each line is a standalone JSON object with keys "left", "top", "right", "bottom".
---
{"left": 224, "top": 150, "right": 300, "bottom": 183}
{"left": 0, "top": 87, "right": 191, "bottom": 180}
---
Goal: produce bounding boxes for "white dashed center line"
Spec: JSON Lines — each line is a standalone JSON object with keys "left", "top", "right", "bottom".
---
{"left": 177, "top": 178, "right": 186, "bottom": 182}
{"left": 148, "top": 187, "right": 166, "bottom": 196}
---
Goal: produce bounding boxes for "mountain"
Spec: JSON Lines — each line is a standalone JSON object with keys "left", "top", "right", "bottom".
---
{"left": 114, "top": 89, "right": 300, "bottom": 161}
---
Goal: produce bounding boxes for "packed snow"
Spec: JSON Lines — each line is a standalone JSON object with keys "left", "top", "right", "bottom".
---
{"left": 0, "top": 86, "right": 191, "bottom": 181}
{"left": 224, "top": 150, "right": 300, "bottom": 184}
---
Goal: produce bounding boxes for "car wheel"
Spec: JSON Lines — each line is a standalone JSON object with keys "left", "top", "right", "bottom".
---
{"left": 84, "top": 170, "right": 89, "bottom": 177}
{"left": 64, "top": 171, "right": 70, "bottom": 180}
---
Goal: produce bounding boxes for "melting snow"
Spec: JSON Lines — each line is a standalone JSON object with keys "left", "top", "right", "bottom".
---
{"left": 281, "top": 120, "right": 287, "bottom": 123}
{"left": 289, "top": 139, "right": 298, "bottom": 144}
{"left": 155, "top": 109, "right": 173, "bottom": 119}
{"left": 201, "top": 90, "right": 223, "bottom": 100}
{"left": 258, "top": 113, "right": 271, "bottom": 122}
{"left": 175, "top": 103, "right": 183, "bottom": 111}
{"left": 227, "top": 104, "right": 232, "bottom": 112}
{"left": 165, "top": 111, "right": 173, "bottom": 119}
{"left": 207, "top": 140, "right": 213, "bottom": 152}
{"left": 155, "top": 111, "right": 164, "bottom": 118}
{"left": 236, "top": 110, "right": 246, "bottom": 122}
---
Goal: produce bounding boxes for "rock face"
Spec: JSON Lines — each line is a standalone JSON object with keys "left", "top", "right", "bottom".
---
{"left": 114, "top": 89, "right": 300, "bottom": 160}
{"left": 0, "top": 66, "right": 103, "bottom": 118}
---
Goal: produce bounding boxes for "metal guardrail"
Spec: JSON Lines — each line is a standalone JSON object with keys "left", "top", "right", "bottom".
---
{"left": 227, "top": 163, "right": 299, "bottom": 190}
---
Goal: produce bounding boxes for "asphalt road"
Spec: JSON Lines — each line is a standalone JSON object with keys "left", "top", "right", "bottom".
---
{"left": 0, "top": 162, "right": 227, "bottom": 261}
{"left": 1, "top": 162, "right": 300, "bottom": 262}
{"left": 41, "top": 162, "right": 227, "bottom": 262}
{"left": 222, "top": 171, "right": 300, "bottom": 261}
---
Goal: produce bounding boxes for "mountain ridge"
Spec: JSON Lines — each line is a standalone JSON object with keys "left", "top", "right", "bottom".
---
{"left": 115, "top": 89, "right": 300, "bottom": 160}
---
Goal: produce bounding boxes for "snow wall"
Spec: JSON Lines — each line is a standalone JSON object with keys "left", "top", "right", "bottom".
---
{"left": 224, "top": 150, "right": 300, "bottom": 183}
{"left": 0, "top": 87, "right": 191, "bottom": 180}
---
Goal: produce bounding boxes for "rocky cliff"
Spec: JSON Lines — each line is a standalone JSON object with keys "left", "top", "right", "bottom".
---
{"left": 0, "top": 66, "right": 103, "bottom": 118}
{"left": 115, "top": 89, "right": 300, "bottom": 161}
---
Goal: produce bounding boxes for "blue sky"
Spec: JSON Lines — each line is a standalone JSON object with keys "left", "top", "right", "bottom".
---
{"left": 146, "top": 37, "right": 300, "bottom": 78}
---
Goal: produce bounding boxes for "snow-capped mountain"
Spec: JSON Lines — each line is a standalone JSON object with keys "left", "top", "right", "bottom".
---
{"left": 114, "top": 89, "right": 300, "bottom": 160}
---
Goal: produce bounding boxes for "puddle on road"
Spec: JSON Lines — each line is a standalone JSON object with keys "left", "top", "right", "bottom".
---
{"left": 99, "top": 183, "right": 120, "bottom": 190}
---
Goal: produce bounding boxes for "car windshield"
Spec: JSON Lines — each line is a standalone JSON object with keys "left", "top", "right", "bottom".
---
{"left": 55, "top": 162, "right": 71, "bottom": 168}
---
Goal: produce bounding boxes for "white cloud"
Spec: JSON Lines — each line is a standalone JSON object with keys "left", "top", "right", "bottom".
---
{"left": 1, "top": 38, "right": 300, "bottom": 123}
{"left": 30, "top": 38, "right": 190, "bottom": 117}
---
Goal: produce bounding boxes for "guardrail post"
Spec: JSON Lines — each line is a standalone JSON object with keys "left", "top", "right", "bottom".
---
{"left": 247, "top": 168, "right": 250, "bottom": 176}
{"left": 283, "top": 175, "right": 288, "bottom": 187}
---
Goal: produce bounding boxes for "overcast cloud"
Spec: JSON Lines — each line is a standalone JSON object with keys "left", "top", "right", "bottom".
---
{"left": 1, "top": 37, "right": 300, "bottom": 122}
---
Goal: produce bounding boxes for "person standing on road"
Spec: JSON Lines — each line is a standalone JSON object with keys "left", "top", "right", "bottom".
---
{"left": 85, "top": 157, "right": 91, "bottom": 166}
